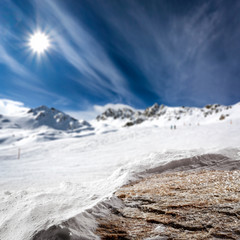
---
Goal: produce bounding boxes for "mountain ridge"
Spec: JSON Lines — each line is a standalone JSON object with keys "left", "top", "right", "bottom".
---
{"left": 96, "top": 102, "right": 239, "bottom": 127}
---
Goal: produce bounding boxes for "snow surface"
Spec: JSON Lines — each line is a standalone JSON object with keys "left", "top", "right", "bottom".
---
{"left": 0, "top": 102, "right": 240, "bottom": 239}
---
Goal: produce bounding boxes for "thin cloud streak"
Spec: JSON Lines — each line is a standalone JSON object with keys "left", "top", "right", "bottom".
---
{"left": 0, "top": 44, "right": 32, "bottom": 79}
{"left": 84, "top": 0, "right": 240, "bottom": 106}
{"left": 95, "top": 2, "right": 210, "bottom": 103}
{"left": 35, "top": 0, "right": 142, "bottom": 104}
{"left": 0, "top": 41, "right": 70, "bottom": 104}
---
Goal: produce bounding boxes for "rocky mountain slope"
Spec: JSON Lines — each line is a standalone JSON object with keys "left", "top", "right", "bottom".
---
{"left": 96, "top": 102, "right": 239, "bottom": 127}
{"left": 27, "top": 105, "right": 91, "bottom": 130}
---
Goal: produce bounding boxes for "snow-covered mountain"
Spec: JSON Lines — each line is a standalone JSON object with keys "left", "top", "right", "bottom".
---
{"left": 2, "top": 102, "right": 238, "bottom": 132}
{"left": 0, "top": 105, "right": 91, "bottom": 131}
{"left": 96, "top": 102, "right": 239, "bottom": 127}
{"left": 27, "top": 105, "right": 91, "bottom": 131}
{"left": 96, "top": 107, "right": 140, "bottom": 120}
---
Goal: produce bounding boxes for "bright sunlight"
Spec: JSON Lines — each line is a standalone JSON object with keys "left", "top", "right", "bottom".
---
{"left": 29, "top": 31, "right": 50, "bottom": 54}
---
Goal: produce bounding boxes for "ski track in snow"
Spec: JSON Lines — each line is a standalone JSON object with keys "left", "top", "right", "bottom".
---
{"left": 0, "top": 107, "right": 240, "bottom": 239}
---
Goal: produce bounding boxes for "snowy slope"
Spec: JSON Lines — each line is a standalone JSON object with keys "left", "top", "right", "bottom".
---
{"left": 0, "top": 102, "right": 240, "bottom": 240}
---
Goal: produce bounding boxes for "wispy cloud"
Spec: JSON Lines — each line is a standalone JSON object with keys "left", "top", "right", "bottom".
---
{"left": 1, "top": 0, "right": 239, "bottom": 109}
{"left": 0, "top": 5, "right": 76, "bottom": 107}
{"left": 78, "top": 0, "right": 240, "bottom": 106}
{"left": 0, "top": 40, "right": 71, "bottom": 105}
{"left": 34, "top": 0, "right": 141, "bottom": 104}
{"left": 90, "top": 1, "right": 225, "bottom": 105}
{"left": 0, "top": 44, "right": 32, "bottom": 79}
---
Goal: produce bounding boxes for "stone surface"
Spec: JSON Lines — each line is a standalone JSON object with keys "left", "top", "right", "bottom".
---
{"left": 96, "top": 170, "right": 240, "bottom": 240}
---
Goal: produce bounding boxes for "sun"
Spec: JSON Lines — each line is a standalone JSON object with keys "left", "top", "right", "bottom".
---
{"left": 29, "top": 31, "right": 50, "bottom": 54}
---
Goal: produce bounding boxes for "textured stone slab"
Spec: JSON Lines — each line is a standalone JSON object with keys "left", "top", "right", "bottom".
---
{"left": 96, "top": 170, "right": 240, "bottom": 240}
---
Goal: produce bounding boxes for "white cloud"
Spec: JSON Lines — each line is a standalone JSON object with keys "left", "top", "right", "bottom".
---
{"left": 0, "top": 99, "right": 29, "bottom": 116}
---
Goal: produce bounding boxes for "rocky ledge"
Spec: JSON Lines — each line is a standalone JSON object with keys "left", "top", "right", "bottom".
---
{"left": 96, "top": 170, "right": 240, "bottom": 240}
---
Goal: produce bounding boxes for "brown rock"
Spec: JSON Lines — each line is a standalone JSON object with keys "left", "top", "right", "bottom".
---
{"left": 96, "top": 170, "right": 240, "bottom": 240}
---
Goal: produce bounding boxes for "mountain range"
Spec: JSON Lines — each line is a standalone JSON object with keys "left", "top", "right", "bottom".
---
{"left": 96, "top": 102, "right": 238, "bottom": 127}
{"left": 1, "top": 102, "right": 239, "bottom": 132}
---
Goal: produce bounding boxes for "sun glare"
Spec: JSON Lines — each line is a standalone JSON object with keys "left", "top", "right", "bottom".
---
{"left": 29, "top": 32, "right": 50, "bottom": 54}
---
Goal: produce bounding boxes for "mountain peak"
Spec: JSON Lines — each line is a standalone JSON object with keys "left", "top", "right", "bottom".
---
{"left": 27, "top": 105, "right": 90, "bottom": 130}
{"left": 144, "top": 103, "right": 165, "bottom": 117}
{"left": 96, "top": 107, "right": 139, "bottom": 121}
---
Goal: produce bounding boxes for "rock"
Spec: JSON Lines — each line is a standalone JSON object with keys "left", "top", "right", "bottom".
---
{"left": 124, "top": 122, "right": 134, "bottom": 127}
{"left": 144, "top": 103, "right": 160, "bottom": 117}
{"left": 97, "top": 108, "right": 136, "bottom": 121}
{"left": 219, "top": 114, "right": 225, "bottom": 120}
{"left": 96, "top": 170, "right": 240, "bottom": 240}
{"left": 124, "top": 118, "right": 145, "bottom": 127}
{"left": 135, "top": 118, "right": 145, "bottom": 124}
{"left": 205, "top": 104, "right": 212, "bottom": 109}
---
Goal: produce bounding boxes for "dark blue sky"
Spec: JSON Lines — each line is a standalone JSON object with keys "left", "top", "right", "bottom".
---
{"left": 0, "top": 0, "right": 240, "bottom": 111}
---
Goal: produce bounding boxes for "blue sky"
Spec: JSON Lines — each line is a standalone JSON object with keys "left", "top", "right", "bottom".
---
{"left": 0, "top": 0, "right": 240, "bottom": 113}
